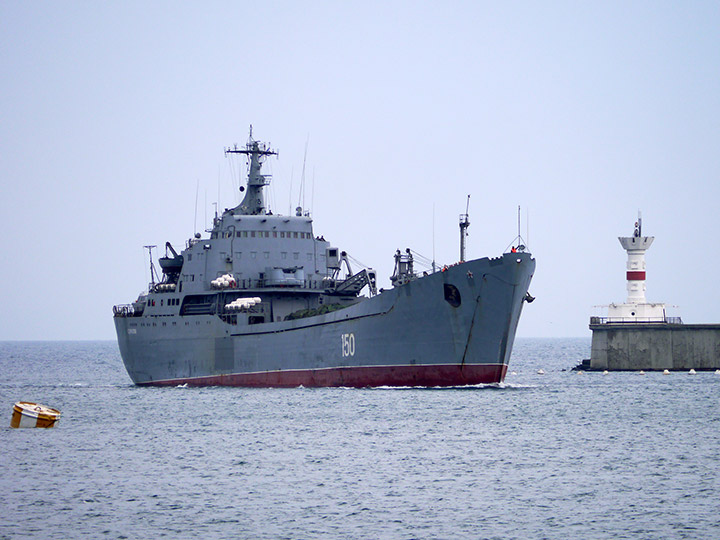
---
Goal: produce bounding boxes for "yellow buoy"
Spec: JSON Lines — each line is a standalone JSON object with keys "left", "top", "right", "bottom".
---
{"left": 10, "top": 402, "right": 61, "bottom": 428}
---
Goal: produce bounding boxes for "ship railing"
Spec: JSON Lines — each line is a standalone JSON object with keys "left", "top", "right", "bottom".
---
{"left": 259, "top": 279, "right": 326, "bottom": 290}
{"left": 208, "top": 278, "right": 327, "bottom": 291}
{"left": 590, "top": 316, "right": 683, "bottom": 325}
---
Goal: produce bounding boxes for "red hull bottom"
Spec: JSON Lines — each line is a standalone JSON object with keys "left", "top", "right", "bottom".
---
{"left": 141, "top": 363, "right": 508, "bottom": 388}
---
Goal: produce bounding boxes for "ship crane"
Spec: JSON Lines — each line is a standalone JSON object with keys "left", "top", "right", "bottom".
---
{"left": 327, "top": 250, "right": 378, "bottom": 296}
{"left": 391, "top": 248, "right": 415, "bottom": 286}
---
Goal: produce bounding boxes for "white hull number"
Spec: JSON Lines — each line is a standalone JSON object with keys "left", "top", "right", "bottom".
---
{"left": 341, "top": 333, "right": 355, "bottom": 357}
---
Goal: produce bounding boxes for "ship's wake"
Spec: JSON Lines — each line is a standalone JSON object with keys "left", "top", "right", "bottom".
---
{"left": 369, "top": 382, "right": 537, "bottom": 391}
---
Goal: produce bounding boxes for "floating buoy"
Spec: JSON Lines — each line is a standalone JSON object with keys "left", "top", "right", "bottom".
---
{"left": 689, "top": 369, "right": 696, "bottom": 375}
{"left": 10, "top": 402, "right": 61, "bottom": 428}
{"left": 663, "top": 369, "right": 670, "bottom": 375}
{"left": 639, "top": 370, "right": 645, "bottom": 375}
{"left": 577, "top": 370, "right": 584, "bottom": 375}
{"left": 716, "top": 370, "right": 720, "bottom": 375}
{"left": 603, "top": 370, "right": 609, "bottom": 375}
{"left": 537, "top": 369, "right": 545, "bottom": 375}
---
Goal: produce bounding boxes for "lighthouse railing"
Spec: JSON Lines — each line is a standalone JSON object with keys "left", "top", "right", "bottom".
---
{"left": 590, "top": 316, "right": 683, "bottom": 325}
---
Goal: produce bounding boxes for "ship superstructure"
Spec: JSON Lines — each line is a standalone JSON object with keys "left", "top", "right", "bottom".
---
{"left": 114, "top": 131, "right": 535, "bottom": 387}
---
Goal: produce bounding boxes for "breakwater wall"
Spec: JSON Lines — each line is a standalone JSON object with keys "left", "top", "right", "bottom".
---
{"left": 589, "top": 320, "right": 720, "bottom": 370}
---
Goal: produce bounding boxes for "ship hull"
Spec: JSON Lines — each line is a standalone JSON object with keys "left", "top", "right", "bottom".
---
{"left": 133, "top": 364, "right": 507, "bottom": 388}
{"left": 115, "top": 252, "right": 534, "bottom": 387}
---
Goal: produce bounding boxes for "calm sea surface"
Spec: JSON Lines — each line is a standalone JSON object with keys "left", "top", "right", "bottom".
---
{"left": 1, "top": 339, "right": 718, "bottom": 539}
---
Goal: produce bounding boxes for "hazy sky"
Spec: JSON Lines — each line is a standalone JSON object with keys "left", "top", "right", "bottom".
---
{"left": 2, "top": 1, "right": 719, "bottom": 340}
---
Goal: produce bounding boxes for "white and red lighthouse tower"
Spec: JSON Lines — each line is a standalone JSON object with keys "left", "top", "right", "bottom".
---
{"left": 606, "top": 212, "right": 667, "bottom": 322}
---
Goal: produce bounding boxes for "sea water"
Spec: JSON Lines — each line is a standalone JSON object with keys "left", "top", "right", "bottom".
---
{"left": 1, "top": 339, "right": 718, "bottom": 539}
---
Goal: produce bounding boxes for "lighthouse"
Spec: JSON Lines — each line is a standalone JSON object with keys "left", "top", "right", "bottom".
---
{"left": 585, "top": 212, "right": 720, "bottom": 372}
{"left": 606, "top": 212, "right": 667, "bottom": 322}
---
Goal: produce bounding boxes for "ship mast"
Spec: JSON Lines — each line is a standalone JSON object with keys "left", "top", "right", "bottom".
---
{"left": 144, "top": 245, "right": 158, "bottom": 287}
{"left": 225, "top": 127, "right": 278, "bottom": 215}
{"left": 459, "top": 195, "right": 470, "bottom": 262}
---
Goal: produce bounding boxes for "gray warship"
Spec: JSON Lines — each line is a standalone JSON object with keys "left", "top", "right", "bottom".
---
{"left": 113, "top": 132, "right": 535, "bottom": 387}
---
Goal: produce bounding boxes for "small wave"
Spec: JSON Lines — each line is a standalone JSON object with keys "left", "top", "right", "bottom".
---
{"left": 495, "top": 382, "right": 538, "bottom": 389}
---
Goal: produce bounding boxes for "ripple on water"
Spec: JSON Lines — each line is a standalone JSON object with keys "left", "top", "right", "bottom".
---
{"left": 1, "top": 339, "right": 719, "bottom": 539}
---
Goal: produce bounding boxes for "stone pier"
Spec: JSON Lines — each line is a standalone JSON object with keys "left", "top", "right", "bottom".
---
{"left": 589, "top": 319, "right": 720, "bottom": 370}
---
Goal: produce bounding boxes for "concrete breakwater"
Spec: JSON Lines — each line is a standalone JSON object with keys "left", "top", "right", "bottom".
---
{"left": 588, "top": 321, "right": 720, "bottom": 371}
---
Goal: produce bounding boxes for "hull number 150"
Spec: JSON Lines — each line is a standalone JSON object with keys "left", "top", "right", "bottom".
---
{"left": 341, "top": 333, "right": 356, "bottom": 357}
